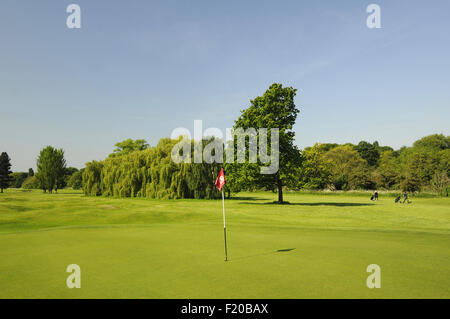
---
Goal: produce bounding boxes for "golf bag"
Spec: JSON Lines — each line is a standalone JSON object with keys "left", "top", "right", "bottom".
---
{"left": 395, "top": 196, "right": 401, "bottom": 203}
{"left": 370, "top": 195, "right": 374, "bottom": 201}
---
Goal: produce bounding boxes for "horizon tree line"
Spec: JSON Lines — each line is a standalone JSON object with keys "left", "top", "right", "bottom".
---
{"left": 2, "top": 133, "right": 448, "bottom": 199}
{"left": 1, "top": 84, "right": 449, "bottom": 201}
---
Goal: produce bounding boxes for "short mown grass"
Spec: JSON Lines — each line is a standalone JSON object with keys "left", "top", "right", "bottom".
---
{"left": 0, "top": 189, "right": 449, "bottom": 298}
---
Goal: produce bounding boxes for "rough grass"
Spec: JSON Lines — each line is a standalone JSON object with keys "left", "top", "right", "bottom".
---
{"left": 0, "top": 189, "right": 449, "bottom": 298}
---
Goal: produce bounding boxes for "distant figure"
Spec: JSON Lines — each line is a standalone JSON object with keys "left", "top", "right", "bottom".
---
{"left": 374, "top": 191, "right": 379, "bottom": 201}
{"left": 402, "top": 191, "right": 410, "bottom": 203}
{"left": 394, "top": 196, "right": 401, "bottom": 203}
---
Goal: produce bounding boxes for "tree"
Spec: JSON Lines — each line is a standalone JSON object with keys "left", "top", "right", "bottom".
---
{"left": 11, "top": 172, "right": 29, "bottom": 188}
{"left": 298, "top": 144, "right": 331, "bottom": 189}
{"left": 83, "top": 161, "right": 103, "bottom": 196}
{"left": 68, "top": 169, "right": 83, "bottom": 190}
{"left": 62, "top": 167, "right": 79, "bottom": 189}
{"left": 36, "top": 146, "right": 67, "bottom": 193}
{"left": 22, "top": 176, "right": 40, "bottom": 189}
{"left": 0, "top": 152, "right": 13, "bottom": 193}
{"left": 438, "top": 149, "right": 450, "bottom": 176}
{"left": 413, "top": 134, "right": 449, "bottom": 150}
{"left": 324, "top": 145, "right": 372, "bottom": 190}
{"left": 354, "top": 141, "right": 380, "bottom": 166}
{"left": 315, "top": 143, "right": 340, "bottom": 152}
{"left": 374, "top": 150, "right": 400, "bottom": 189}
{"left": 403, "top": 148, "right": 439, "bottom": 190}
{"left": 28, "top": 168, "right": 34, "bottom": 176}
{"left": 109, "top": 139, "right": 150, "bottom": 158}
{"left": 65, "top": 167, "right": 79, "bottom": 177}
{"left": 231, "top": 83, "right": 301, "bottom": 203}
{"left": 83, "top": 137, "right": 221, "bottom": 199}
{"left": 430, "top": 171, "right": 449, "bottom": 196}
{"left": 373, "top": 141, "right": 394, "bottom": 154}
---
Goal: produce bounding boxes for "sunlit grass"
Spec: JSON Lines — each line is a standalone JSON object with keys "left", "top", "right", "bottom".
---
{"left": 0, "top": 189, "right": 449, "bottom": 298}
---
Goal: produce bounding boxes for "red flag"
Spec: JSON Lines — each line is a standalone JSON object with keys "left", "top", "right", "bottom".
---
{"left": 215, "top": 168, "right": 226, "bottom": 191}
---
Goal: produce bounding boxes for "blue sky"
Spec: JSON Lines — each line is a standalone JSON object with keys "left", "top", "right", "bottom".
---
{"left": 1, "top": 0, "right": 449, "bottom": 171}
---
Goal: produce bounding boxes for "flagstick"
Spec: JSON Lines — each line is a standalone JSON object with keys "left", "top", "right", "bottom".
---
{"left": 222, "top": 189, "right": 228, "bottom": 262}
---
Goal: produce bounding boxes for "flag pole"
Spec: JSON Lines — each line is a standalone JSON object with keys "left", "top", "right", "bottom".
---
{"left": 222, "top": 189, "right": 228, "bottom": 262}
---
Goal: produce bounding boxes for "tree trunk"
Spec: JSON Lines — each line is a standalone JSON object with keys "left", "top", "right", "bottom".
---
{"left": 277, "top": 175, "right": 283, "bottom": 203}
{"left": 1, "top": 188, "right": 3, "bottom": 193}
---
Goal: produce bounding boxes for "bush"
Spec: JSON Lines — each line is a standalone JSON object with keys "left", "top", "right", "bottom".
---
{"left": 11, "top": 172, "right": 28, "bottom": 188}
{"left": 22, "top": 176, "right": 40, "bottom": 189}
{"left": 68, "top": 170, "right": 83, "bottom": 190}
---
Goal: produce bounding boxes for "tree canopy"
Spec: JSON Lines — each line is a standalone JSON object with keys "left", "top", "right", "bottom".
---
{"left": 354, "top": 141, "right": 380, "bottom": 166}
{"left": 413, "top": 134, "right": 450, "bottom": 150}
{"left": 36, "top": 146, "right": 67, "bottom": 193}
{"left": 84, "top": 138, "right": 221, "bottom": 199}
{"left": 10, "top": 172, "right": 28, "bottom": 188}
{"left": 228, "top": 83, "right": 301, "bottom": 203}
{"left": 109, "top": 139, "right": 150, "bottom": 158}
{"left": 0, "top": 152, "right": 13, "bottom": 193}
{"left": 297, "top": 135, "right": 449, "bottom": 194}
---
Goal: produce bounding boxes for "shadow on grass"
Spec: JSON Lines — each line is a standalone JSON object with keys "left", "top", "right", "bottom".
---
{"left": 238, "top": 201, "right": 374, "bottom": 207}
{"left": 52, "top": 192, "right": 84, "bottom": 195}
{"left": 230, "top": 248, "right": 296, "bottom": 262}
{"left": 226, "top": 196, "right": 267, "bottom": 201}
{"left": 277, "top": 248, "right": 296, "bottom": 252}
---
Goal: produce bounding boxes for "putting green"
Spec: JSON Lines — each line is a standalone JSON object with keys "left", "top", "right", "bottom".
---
{"left": 0, "top": 190, "right": 449, "bottom": 298}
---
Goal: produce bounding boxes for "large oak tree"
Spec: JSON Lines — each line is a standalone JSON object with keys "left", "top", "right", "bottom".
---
{"left": 229, "top": 83, "right": 301, "bottom": 203}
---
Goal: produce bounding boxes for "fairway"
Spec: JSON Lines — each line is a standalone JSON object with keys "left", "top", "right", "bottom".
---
{"left": 0, "top": 190, "right": 449, "bottom": 298}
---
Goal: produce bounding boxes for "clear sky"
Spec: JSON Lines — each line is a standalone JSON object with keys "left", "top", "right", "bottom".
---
{"left": 1, "top": 0, "right": 449, "bottom": 171}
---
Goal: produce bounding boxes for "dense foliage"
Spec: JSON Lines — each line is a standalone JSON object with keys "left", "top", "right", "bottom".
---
{"left": 108, "top": 138, "right": 150, "bottom": 158}
{"left": 68, "top": 169, "right": 83, "bottom": 190}
{"left": 10, "top": 172, "right": 29, "bottom": 188}
{"left": 83, "top": 138, "right": 222, "bottom": 199}
{"left": 225, "top": 83, "right": 301, "bottom": 203}
{"left": 0, "top": 152, "right": 13, "bottom": 193}
{"left": 299, "top": 134, "right": 449, "bottom": 194}
{"left": 10, "top": 83, "right": 446, "bottom": 198}
{"left": 78, "top": 78, "right": 447, "bottom": 200}
{"left": 36, "top": 146, "right": 67, "bottom": 193}
{"left": 22, "top": 175, "right": 41, "bottom": 189}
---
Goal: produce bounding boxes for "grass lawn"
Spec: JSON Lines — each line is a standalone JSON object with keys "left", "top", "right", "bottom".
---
{"left": 0, "top": 189, "right": 449, "bottom": 298}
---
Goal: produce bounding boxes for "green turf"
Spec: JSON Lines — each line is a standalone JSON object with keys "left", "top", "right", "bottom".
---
{"left": 0, "top": 189, "right": 449, "bottom": 298}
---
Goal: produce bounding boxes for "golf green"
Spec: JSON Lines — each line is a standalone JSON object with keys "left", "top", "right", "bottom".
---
{"left": 0, "top": 190, "right": 449, "bottom": 298}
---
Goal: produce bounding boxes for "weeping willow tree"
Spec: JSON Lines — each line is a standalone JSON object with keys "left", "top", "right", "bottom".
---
{"left": 83, "top": 137, "right": 222, "bottom": 199}
{"left": 83, "top": 160, "right": 103, "bottom": 196}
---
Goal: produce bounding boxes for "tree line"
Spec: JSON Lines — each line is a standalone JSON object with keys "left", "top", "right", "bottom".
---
{"left": 81, "top": 133, "right": 449, "bottom": 201}
{"left": 82, "top": 84, "right": 449, "bottom": 201}
{"left": 2, "top": 147, "right": 83, "bottom": 192}
{"left": 83, "top": 138, "right": 222, "bottom": 199}
{"left": 1, "top": 84, "right": 448, "bottom": 202}
{"left": 295, "top": 136, "right": 449, "bottom": 195}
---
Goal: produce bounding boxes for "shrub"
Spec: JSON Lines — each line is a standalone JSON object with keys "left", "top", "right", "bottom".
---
{"left": 22, "top": 176, "right": 41, "bottom": 189}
